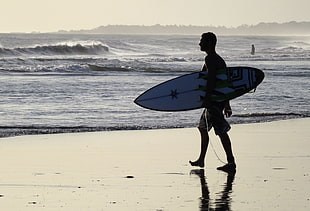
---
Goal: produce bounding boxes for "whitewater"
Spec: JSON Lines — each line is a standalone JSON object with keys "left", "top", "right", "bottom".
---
{"left": 0, "top": 33, "right": 309, "bottom": 137}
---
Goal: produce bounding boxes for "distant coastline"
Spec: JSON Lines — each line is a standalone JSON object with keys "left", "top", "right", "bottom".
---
{"left": 56, "top": 21, "right": 310, "bottom": 35}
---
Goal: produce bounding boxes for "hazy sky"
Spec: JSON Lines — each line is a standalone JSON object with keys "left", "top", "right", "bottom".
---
{"left": 1, "top": 0, "right": 309, "bottom": 33}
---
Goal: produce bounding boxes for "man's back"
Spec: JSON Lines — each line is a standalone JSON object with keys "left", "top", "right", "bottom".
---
{"left": 205, "top": 52, "right": 226, "bottom": 73}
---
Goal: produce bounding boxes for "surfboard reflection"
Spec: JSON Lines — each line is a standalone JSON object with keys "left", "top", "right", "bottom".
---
{"left": 190, "top": 169, "right": 235, "bottom": 211}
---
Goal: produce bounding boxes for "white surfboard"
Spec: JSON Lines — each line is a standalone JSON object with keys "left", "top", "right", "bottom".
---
{"left": 134, "top": 66, "right": 264, "bottom": 111}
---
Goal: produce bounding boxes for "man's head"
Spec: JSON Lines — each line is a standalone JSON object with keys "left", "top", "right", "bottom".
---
{"left": 199, "top": 32, "right": 217, "bottom": 53}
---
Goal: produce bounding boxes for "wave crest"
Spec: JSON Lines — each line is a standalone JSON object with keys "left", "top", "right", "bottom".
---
{"left": 0, "top": 43, "right": 109, "bottom": 56}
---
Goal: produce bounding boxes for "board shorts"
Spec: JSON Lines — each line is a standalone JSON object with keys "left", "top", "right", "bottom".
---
{"left": 198, "top": 102, "right": 231, "bottom": 136}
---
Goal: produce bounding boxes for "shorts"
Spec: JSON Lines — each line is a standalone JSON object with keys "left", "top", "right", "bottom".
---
{"left": 198, "top": 102, "right": 231, "bottom": 135}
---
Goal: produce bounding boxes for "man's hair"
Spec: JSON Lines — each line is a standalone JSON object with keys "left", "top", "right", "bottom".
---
{"left": 201, "top": 32, "right": 217, "bottom": 47}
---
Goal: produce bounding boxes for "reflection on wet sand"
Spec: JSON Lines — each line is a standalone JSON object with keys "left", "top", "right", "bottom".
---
{"left": 190, "top": 169, "right": 235, "bottom": 211}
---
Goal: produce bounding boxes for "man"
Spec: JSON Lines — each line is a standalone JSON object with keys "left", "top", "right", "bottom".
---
{"left": 189, "top": 32, "right": 236, "bottom": 172}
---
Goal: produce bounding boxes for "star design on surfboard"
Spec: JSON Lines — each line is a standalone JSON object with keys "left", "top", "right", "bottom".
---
{"left": 170, "top": 89, "right": 179, "bottom": 99}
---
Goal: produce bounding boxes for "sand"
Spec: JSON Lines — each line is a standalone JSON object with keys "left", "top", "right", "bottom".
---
{"left": 0, "top": 118, "right": 309, "bottom": 210}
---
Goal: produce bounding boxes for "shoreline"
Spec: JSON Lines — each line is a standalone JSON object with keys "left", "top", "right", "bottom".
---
{"left": 0, "top": 118, "right": 309, "bottom": 210}
{"left": 0, "top": 116, "right": 307, "bottom": 139}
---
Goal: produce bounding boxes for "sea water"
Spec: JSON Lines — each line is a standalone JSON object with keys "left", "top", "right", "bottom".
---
{"left": 0, "top": 34, "right": 309, "bottom": 137}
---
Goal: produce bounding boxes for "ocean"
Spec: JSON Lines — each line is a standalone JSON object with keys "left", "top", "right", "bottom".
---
{"left": 0, "top": 33, "right": 309, "bottom": 137}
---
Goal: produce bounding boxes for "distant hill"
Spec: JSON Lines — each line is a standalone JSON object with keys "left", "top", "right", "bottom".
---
{"left": 58, "top": 21, "right": 310, "bottom": 35}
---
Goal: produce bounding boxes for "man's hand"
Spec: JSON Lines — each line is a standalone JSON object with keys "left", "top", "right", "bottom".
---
{"left": 224, "top": 101, "right": 232, "bottom": 118}
{"left": 224, "top": 107, "right": 232, "bottom": 118}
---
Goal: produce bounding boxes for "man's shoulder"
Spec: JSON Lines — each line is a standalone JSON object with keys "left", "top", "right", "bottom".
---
{"left": 205, "top": 53, "right": 226, "bottom": 68}
{"left": 205, "top": 53, "right": 217, "bottom": 64}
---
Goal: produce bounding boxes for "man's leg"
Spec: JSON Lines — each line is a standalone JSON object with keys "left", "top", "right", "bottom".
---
{"left": 190, "top": 128, "right": 209, "bottom": 168}
{"left": 217, "top": 133, "right": 236, "bottom": 172}
{"left": 219, "top": 133, "right": 235, "bottom": 163}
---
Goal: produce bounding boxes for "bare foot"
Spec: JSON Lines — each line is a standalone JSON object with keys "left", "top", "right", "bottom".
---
{"left": 217, "top": 163, "right": 236, "bottom": 173}
{"left": 189, "top": 160, "right": 205, "bottom": 168}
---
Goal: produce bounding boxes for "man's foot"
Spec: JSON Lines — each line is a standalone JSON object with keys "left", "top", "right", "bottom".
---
{"left": 217, "top": 163, "right": 236, "bottom": 173}
{"left": 189, "top": 160, "right": 205, "bottom": 168}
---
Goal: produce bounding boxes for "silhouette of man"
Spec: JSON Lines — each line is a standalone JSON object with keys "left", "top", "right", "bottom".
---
{"left": 189, "top": 32, "right": 236, "bottom": 172}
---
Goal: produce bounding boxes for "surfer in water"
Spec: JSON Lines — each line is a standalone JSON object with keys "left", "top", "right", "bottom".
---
{"left": 251, "top": 44, "right": 255, "bottom": 55}
{"left": 190, "top": 32, "right": 236, "bottom": 172}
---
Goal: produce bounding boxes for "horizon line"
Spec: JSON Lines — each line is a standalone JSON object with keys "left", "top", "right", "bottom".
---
{"left": 2, "top": 20, "right": 310, "bottom": 34}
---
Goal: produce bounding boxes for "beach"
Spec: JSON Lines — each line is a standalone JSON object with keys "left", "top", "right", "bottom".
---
{"left": 0, "top": 118, "right": 309, "bottom": 210}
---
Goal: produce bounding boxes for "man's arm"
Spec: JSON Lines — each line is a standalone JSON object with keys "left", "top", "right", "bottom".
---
{"left": 203, "top": 56, "right": 217, "bottom": 107}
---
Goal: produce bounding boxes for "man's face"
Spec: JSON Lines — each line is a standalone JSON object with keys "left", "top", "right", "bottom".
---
{"left": 199, "top": 38, "right": 209, "bottom": 52}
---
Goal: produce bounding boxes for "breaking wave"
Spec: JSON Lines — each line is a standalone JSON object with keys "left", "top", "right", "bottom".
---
{"left": 0, "top": 43, "right": 109, "bottom": 56}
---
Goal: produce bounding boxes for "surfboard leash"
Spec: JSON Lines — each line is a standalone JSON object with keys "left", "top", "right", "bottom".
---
{"left": 209, "top": 138, "right": 226, "bottom": 164}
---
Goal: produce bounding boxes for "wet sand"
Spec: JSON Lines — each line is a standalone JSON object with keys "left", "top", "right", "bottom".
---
{"left": 0, "top": 118, "right": 309, "bottom": 210}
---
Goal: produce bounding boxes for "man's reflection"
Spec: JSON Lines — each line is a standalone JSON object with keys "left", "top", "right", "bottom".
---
{"left": 190, "top": 169, "right": 235, "bottom": 211}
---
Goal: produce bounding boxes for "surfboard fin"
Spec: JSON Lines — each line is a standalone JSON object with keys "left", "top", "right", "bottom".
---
{"left": 248, "top": 87, "right": 257, "bottom": 93}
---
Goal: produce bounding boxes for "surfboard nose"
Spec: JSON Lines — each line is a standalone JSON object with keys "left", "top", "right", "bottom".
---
{"left": 255, "top": 69, "right": 265, "bottom": 86}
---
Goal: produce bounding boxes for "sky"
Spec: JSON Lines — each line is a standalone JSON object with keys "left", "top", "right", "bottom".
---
{"left": 1, "top": 0, "right": 309, "bottom": 33}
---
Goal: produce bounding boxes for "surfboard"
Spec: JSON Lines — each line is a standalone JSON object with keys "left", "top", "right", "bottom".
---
{"left": 134, "top": 66, "right": 264, "bottom": 111}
